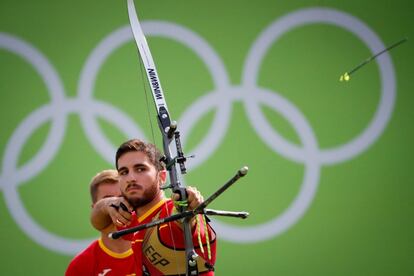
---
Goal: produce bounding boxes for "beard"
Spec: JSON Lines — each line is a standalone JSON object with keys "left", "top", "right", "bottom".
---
{"left": 122, "top": 183, "right": 159, "bottom": 210}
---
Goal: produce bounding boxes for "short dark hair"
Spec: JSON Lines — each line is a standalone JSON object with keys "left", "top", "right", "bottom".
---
{"left": 115, "top": 139, "right": 165, "bottom": 171}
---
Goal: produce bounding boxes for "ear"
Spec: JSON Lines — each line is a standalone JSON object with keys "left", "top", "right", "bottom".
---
{"left": 158, "top": 170, "right": 167, "bottom": 186}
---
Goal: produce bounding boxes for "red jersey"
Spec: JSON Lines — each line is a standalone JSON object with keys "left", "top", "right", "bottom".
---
{"left": 65, "top": 238, "right": 136, "bottom": 276}
{"left": 122, "top": 199, "right": 216, "bottom": 276}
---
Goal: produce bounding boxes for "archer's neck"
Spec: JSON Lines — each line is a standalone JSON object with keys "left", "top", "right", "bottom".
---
{"left": 135, "top": 190, "right": 166, "bottom": 216}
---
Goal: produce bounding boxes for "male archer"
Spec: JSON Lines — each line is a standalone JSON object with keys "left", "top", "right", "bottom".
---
{"left": 66, "top": 169, "right": 136, "bottom": 275}
{"left": 91, "top": 139, "right": 216, "bottom": 275}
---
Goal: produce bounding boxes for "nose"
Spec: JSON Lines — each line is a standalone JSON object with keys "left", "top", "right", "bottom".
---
{"left": 124, "top": 171, "right": 137, "bottom": 183}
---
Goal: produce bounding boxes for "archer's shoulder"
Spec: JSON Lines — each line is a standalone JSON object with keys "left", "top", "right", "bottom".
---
{"left": 72, "top": 239, "right": 99, "bottom": 259}
{"left": 65, "top": 240, "right": 99, "bottom": 275}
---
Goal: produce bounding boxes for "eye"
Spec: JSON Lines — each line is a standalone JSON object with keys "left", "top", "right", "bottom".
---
{"left": 118, "top": 170, "right": 128, "bottom": 176}
{"left": 135, "top": 166, "right": 146, "bottom": 173}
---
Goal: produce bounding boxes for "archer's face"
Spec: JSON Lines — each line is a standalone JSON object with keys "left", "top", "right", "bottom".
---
{"left": 117, "top": 151, "right": 165, "bottom": 208}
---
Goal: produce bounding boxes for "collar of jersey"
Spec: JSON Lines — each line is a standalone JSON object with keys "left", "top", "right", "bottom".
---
{"left": 98, "top": 238, "right": 133, "bottom": 259}
{"left": 137, "top": 198, "right": 168, "bottom": 223}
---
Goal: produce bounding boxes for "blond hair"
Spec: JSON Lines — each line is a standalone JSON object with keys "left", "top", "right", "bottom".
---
{"left": 89, "top": 169, "right": 119, "bottom": 203}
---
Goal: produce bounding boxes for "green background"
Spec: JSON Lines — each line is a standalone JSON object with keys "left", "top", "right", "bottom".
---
{"left": 1, "top": 0, "right": 413, "bottom": 275}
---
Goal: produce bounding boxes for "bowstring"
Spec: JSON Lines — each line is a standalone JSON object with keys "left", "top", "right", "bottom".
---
{"left": 136, "top": 38, "right": 182, "bottom": 274}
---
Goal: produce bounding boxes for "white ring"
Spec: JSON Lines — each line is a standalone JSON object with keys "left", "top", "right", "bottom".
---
{"left": 0, "top": 7, "right": 397, "bottom": 251}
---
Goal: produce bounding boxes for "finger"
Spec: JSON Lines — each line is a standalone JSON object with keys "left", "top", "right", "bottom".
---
{"left": 171, "top": 193, "right": 180, "bottom": 201}
{"left": 187, "top": 188, "right": 204, "bottom": 210}
{"left": 186, "top": 189, "right": 195, "bottom": 202}
{"left": 110, "top": 203, "right": 131, "bottom": 213}
{"left": 107, "top": 200, "right": 132, "bottom": 226}
{"left": 117, "top": 199, "right": 133, "bottom": 220}
{"left": 119, "top": 210, "right": 132, "bottom": 221}
{"left": 115, "top": 218, "right": 124, "bottom": 226}
{"left": 114, "top": 215, "right": 130, "bottom": 226}
{"left": 198, "top": 193, "right": 204, "bottom": 203}
{"left": 189, "top": 195, "right": 203, "bottom": 210}
{"left": 187, "top": 187, "right": 201, "bottom": 200}
{"left": 119, "top": 199, "right": 133, "bottom": 212}
{"left": 119, "top": 202, "right": 130, "bottom": 212}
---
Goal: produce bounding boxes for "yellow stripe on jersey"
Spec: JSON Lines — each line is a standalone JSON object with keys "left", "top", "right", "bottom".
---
{"left": 138, "top": 198, "right": 167, "bottom": 223}
{"left": 98, "top": 238, "right": 133, "bottom": 259}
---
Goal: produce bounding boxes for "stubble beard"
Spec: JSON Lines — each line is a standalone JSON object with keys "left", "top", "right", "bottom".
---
{"left": 122, "top": 183, "right": 159, "bottom": 210}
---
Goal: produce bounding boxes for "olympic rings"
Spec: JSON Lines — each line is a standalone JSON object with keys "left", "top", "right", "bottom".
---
{"left": 0, "top": 7, "right": 396, "bottom": 253}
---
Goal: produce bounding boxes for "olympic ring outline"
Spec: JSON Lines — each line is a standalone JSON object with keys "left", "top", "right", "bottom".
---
{"left": 242, "top": 8, "right": 395, "bottom": 165}
{"left": 177, "top": 8, "right": 396, "bottom": 242}
{"left": 0, "top": 32, "right": 146, "bottom": 254}
{"left": 0, "top": 7, "right": 396, "bottom": 253}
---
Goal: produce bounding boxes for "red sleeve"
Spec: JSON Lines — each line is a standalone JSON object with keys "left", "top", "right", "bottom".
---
{"left": 116, "top": 212, "right": 138, "bottom": 241}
